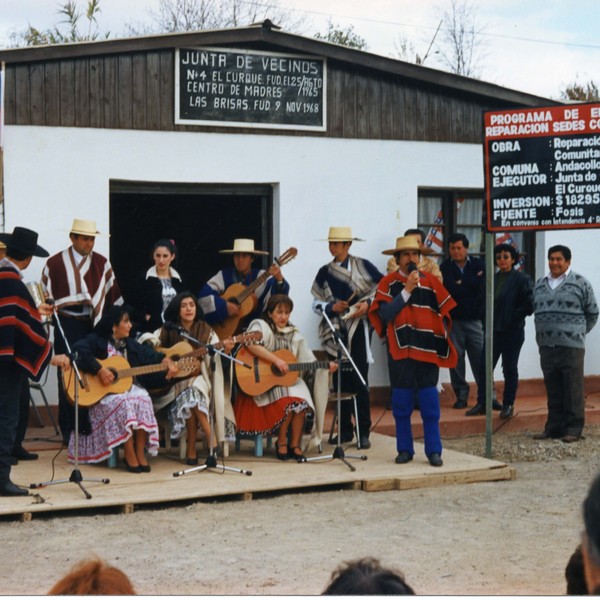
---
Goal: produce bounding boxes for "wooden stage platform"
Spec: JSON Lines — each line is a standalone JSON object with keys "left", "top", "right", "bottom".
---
{"left": 1, "top": 430, "right": 513, "bottom": 521}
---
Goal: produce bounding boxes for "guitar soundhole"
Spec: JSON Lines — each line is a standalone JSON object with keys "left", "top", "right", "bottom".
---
{"left": 271, "top": 364, "right": 284, "bottom": 376}
{"left": 109, "top": 368, "right": 119, "bottom": 382}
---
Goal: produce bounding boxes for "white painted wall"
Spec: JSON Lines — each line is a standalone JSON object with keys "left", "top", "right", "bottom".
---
{"left": 4, "top": 125, "right": 600, "bottom": 397}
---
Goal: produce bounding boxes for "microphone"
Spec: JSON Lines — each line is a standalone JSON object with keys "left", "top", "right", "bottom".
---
{"left": 407, "top": 262, "right": 420, "bottom": 287}
{"left": 163, "top": 321, "right": 184, "bottom": 333}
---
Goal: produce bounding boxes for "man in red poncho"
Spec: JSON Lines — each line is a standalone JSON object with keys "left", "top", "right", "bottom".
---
{"left": 369, "top": 236, "right": 457, "bottom": 467}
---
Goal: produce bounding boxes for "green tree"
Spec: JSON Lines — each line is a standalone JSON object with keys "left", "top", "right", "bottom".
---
{"left": 9, "top": 0, "right": 108, "bottom": 46}
{"left": 314, "top": 21, "right": 368, "bottom": 51}
{"left": 560, "top": 79, "right": 600, "bottom": 102}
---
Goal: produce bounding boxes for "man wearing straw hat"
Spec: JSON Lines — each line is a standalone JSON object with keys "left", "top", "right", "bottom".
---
{"left": 41, "top": 219, "right": 122, "bottom": 443}
{"left": 198, "top": 238, "right": 289, "bottom": 330}
{"left": 369, "top": 236, "right": 457, "bottom": 467}
{"left": 311, "top": 227, "right": 383, "bottom": 449}
{"left": 0, "top": 227, "right": 70, "bottom": 496}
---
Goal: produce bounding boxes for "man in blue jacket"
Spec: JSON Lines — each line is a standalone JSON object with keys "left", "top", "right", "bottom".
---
{"left": 440, "top": 233, "right": 495, "bottom": 411}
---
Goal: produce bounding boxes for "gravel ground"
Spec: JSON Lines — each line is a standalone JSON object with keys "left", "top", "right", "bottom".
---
{"left": 2, "top": 426, "right": 599, "bottom": 595}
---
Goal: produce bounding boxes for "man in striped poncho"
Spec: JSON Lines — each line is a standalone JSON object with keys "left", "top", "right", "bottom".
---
{"left": 0, "top": 227, "right": 68, "bottom": 496}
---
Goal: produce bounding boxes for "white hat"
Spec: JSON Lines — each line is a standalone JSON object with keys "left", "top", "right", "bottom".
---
{"left": 219, "top": 238, "right": 268, "bottom": 255}
{"left": 324, "top": 226, "right": 364, "bottom": 242}
{"left": 70, "top": 219, "right": 100, "bottom": 237}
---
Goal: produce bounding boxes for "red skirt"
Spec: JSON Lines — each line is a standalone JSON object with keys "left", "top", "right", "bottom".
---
{"left": 234, "top": 392, "right": 311, "bottom": 436}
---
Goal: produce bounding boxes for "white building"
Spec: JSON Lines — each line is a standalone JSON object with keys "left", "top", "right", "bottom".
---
{"left": 1, "top": 22, "right": 596, "bottom": 402}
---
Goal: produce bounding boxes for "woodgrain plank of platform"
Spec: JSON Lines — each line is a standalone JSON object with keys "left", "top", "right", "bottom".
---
{"left": 0, "top": 433, "right": 513, "bottom": 520}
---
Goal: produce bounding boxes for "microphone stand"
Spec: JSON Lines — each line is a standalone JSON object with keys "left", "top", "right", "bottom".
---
{"left": 30, "top": 306, "right": 110, "bottom": 499}
{"left": 170, "top": 328, "right": 252, "bottom": 477}
{"left": 305, "top": 306, "right": 368, "bottom": 471}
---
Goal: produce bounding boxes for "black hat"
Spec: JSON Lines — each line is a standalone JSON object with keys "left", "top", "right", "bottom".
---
{"left": 0, "top": 227, "right": 49, "bottom": 258}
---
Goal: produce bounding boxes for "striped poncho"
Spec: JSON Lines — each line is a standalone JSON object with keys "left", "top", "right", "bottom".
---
{"left": 369, "top": 269, "right": 458, "bottom": 368}
{"left": 0, "top": 266, "right": 52, "bottom": 380}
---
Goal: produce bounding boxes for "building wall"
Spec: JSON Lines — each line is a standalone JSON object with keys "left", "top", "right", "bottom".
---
{"left": 5, "top": 124, "right": 600, "bottom": 391}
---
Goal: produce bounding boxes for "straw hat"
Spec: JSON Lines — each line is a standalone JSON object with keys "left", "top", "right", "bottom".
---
{"left": 0, "top": 226, "right": 49, "bottom": 257}
{"left": 382, "top": 236, "right": 421, "bottom": 256}
{"left": 70, "top": 219, "right": 100, "bottom": 237}
{"left": 219, "top": 239, "right": 268, "bottom": 255}
{"left": 324, "top": 227, "right": 364, "bottom": 242}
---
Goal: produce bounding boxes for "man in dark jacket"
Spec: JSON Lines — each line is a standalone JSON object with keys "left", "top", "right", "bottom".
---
{"left": 440, "top": 233, "right": 491, "bottom": 410}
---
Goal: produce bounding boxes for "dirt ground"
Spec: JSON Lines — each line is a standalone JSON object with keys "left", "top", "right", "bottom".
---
{"left": 2, "top": 427, "right": 599, "bottom": 596}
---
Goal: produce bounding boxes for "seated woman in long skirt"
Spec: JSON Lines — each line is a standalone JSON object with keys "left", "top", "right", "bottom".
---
{"left": 151, "top": 292, "right": 236, "bottom": 465}
{"left": 66, "top": 305, "right": 178, "bottom": 473}
{"left": 234, "top": 294, "right": 336, "bottom": 461}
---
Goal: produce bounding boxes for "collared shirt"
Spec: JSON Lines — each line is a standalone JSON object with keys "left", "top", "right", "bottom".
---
{"left": 452, "top": 256, "right": 471, "bottom": 274}
{"left": 546, "top": 267, "right": 571, "bottom": 290}
{"left": 0, "top": 257, "right": 23, "bottom": 277}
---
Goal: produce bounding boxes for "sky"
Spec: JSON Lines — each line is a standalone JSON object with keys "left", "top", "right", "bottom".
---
{"left": 0, "top": 0, "right": 598, "bottom": 100}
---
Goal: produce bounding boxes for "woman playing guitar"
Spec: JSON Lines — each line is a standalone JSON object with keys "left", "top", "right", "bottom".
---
{"left": 67, "top": 305, "right": 179, "bottom": 472}
{"left": 234, "top": 294, "right": 337, "bottom": 462}
{"left": 153, "top": 292, "right": 235, "bottom": 465}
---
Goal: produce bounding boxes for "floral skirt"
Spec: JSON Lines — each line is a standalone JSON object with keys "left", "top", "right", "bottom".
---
{"left": 233, "top": 392, "right": 313, "bottom": 437}
{"left": 68, "top": 384, "right": 159, "bottom": 464}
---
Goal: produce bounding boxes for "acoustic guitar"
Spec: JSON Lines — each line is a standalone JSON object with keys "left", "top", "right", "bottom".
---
{"left": 149, "top": 331, "right": 263, "bottom": 395}
{"left": 235, "top": 347, "right": 333, "bottom": 396}
{"left": 212, "top": 247, "right": 298, "bottom": 340}
{"left": 62, "top": 355, "right": 199, "bottom": 407}
{"left": 157, "top": 331, "right": 263, "bottom": 363}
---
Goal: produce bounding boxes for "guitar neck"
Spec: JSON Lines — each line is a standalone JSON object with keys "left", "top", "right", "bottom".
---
{"left": 289, "top": 361, "right": 330, "bottom": 372}
{"left": 117, "top": 363, "right": 167, "bottom": 379}
{"left": 235, "top": 269, "right": 271, "bottom": 304}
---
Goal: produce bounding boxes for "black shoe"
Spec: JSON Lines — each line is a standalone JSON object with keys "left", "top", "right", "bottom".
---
{"left": 288, "top": 447, "right": 306, "bottom": 463}
{"left": 139, "top": 464, "right": 152, "bottom": 472}
{"left": 562, "top": 434, "right": 580, "bottom": 443}
{"left": 0, "top": 480, "right": 30, "bottom": 497}
{"left": 358, "top": 436, "right": 371, "bottom": 449}
{"left": 395, "top": 451, "right": 413, "bottom": 464}
{"left": 533, "top": 431, "right": 550, "bottom": 440}
{"left": 185, "top": 456, "right": 199, "bottom": 466}
{"left": 492, "top": 401, "right": 502, "bottom": 411}
{"left": 329, "top": 432, "right": 354, "bottom": 445}
{"left": 453, "top": 400, "right": 467, "bottom": 409}
{"left": 275, "top": 441, "right": 289, "bottom": 461}
{"left": 499, "top": 405, "right": 514, "bottom": 419}
{"left": 428, "top": 452, "right": 443, "bottom": 467}
{"left": 465, "top": 405, "right": 485, "bottom": 416}
{"left": 124, "top": 459, "right": 141, "bottom": 474}
{"left": 12, "top": 447, "right": 39, "bottom": 461}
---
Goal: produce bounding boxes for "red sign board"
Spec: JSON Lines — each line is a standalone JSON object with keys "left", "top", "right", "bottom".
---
{"left": 484, "top": 103, "right": 600, "bottom": 231}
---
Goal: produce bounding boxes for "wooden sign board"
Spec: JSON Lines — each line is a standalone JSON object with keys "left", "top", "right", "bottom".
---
{"left": 175, "top": 47, "right": 326, "bottom": 131}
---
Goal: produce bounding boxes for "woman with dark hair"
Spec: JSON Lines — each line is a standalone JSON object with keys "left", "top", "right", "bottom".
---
{"left": 322, "top": 557, "right": 415, "bottom": 595}
{"left": 130, "top": 238, "right": 185, "bottom": 334}
{"left": 234, "top": 294, "right": 336, "bottom": 461}
{"left": 67, "top": 305, "right": 178, "bottom": 472}
{"left": 467, "top": 243, "right": 533, "bottom": 418}
{"left": 151, "top": 292, "right": 235, "bottom": 464}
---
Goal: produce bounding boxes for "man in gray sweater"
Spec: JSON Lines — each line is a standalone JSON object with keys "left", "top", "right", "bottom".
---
{"left": 533, "top": 245, "right": 599, "bottom": 442}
